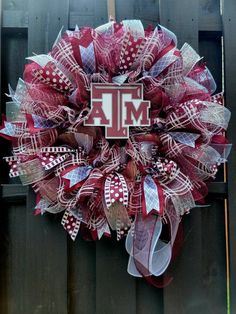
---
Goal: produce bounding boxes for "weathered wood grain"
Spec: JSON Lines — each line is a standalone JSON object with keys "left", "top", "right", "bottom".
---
{"left": 15, "top": 1, "right": 70, "bottom": 313}
{"left": 22, "top": 189, "right": 68, "bottom": 314}
{"left": 159, "top": 0, "right": 199, "bottom": 51}
{"left": 2, "top": 0, "right": 28, "bottom": 27}
{"left": 136, "top": 279, "right": 164, "bottom": 314}
{"left": 164, "top": 201, "right": 227, "bottom": 314}
{"left": 116, "top": 0, "right": 159, "bottom": 28}
{"left": 0, "top": 0, "right": 232, "bottom": 313}
{"left": 199, "top": 0, "right": 222, "bottom": 32}
{"left": 222, "top": 0, "right": 236, "bottom": 312}
{"left": 67, "top": 238, "right": 96, "bottom": 314}
{"left": 69, "top": 0, "right": 107, "bottom": 28}
{"left": 159, "top": 3, "right": 200, "bottom": 311}
{"left": 28, "top": 0, "right": 69, "bottom": 55}
{"left": 96, "top": 238, "right": 136, "bottom": 314}
{"left": 160, "top": 1, "right": 227, "bottom": 313}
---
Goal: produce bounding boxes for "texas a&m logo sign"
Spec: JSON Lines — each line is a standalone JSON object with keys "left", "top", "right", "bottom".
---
{"left": 84, "top": 84, "right": 150, "bottom": 139}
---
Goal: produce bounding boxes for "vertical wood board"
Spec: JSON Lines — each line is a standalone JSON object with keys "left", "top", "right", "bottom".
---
{"left": 222, "top": 1, "right": 236, "bottom": 313}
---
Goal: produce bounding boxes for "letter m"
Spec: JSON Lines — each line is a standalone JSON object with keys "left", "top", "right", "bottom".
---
{"left": 124, "top": 101, "right": 150, "bottom": 126}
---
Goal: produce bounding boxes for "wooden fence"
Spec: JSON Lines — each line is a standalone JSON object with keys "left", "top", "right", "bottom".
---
{"left": 0, "top": 0, "right": 235, "bottom": 313}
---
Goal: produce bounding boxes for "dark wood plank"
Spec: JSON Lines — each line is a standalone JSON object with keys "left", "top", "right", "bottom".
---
{"left": 199, "top": 0, "right": 220, "bottom": 15}
{"left": 1, "top": 27, "right": 27, "bottom": 184}
{"left": 3, "top": 10, "right": 28, "bottom": 28}
{"left": 3, "top": 0, "right": 28, "bottom": 10}
{"left": 199, "top": 0, "right": 222, "bottom": 32}
{"left": 0, "top": 0, "right": 8, "bottom": 286}
{"left": 21, "top": 189, "right": 68, "bottom": 314}
{"left": 160, "top": 2, "right": 228, "bottom": 313}
{"left": 69, "top": 0, "right": 107, "bottom": 29}
{"left": 199, "top": 33, "right": 224, "bottom": 182}
{"left": 0, "top": 0, "right": 8, "bottom": 185}
{"left": 133, "top": 0, "right": 159, "bottom": 27}
{"left": 96, "top": 238, "right": 136, "bottom": 314}
{"left": 68, "top": 3, "right": 106, "bottom": 314}
{"left": 199, "top": 17, "right": 222, "bottom": 32}
{"left": 222, "top": 1, "right": 236, "bottom": 312}
{"left": 1, "top": 184, "right": 28, "bottom": 202}
{"left": 200, "top": 199, "right": 227, "bottom": 313}
{"left": 67, "top": 238, "right": 96, "bottom": 314}
{"left": 3, "top": 188, "right": 68, "bottom": 313}
{"left": 0, "top": 205, "right": 8, "bottom": 314}
{"left": 1, "top": 27, "right": 26, "bottom": 182}
{"left": 208, "top": 182, "right": 227, "bottom": 196}
{"left": 199, "top": 33, "right": 222, "bottom": 93}
{"left": 163, "top": 208, "right": 202, "bottom": 314}
{"left": 0, "top": 143, "right": 11, "bottom": 183}
{"left": 0, "top": 0, "right": 1, "bottom": 121}
{"left": 1, "top": 28, "right": 27, "bottom": 93}
{"left": 5, "top": 192, "right": 67, "bottom": 314}
{"left": 115, "top": 0, "right": 134, "bottom": 21}
{"left": 94, "top": 0, "right": 108, "bottom": 26}
{"left": 15, "top": 1, "right": 70, "bottom": 313}
{"left": 0, "top": 202, "right": 26, "bottom": 314}
{"left": 0, "top": 5, "right": 8, "bottom": 310}
{"left": 0, "top": 2, "right": 230, "bottom": 314}
{"left": 2, "top": 26, "right": 25, "bottom": 118}
{"left": 2, "top": 0, "right": 28, "bottom": 28}
{"left": 159, "top": 0, "right": 199, "bottom": 51}
{"left": 164, "top": 201, "right": 227, "bottom": 314}
{"left": 28, "top": 0, "right": 69, "bottom": 55}
{"left": 136, "top": 280, "right": 163, "bottom": 314}
{"left": 159, "top": 1, "right": 207, "bottom": 313}
{"left": 115, "top": 0, "right": 159, "bottom": 27}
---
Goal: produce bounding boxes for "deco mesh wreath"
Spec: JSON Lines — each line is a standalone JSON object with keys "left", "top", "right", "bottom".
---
{"left": 0, "top": 20, "right": 231, "bottom": 284}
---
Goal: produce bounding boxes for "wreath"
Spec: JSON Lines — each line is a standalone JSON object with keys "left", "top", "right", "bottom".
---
{"left": 0, "top": 20, "right": 231, "bottom": 285}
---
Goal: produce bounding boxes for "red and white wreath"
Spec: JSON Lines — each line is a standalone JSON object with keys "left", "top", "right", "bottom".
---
{"left": 0, "top": 19, "right": 231, "bottom": 285}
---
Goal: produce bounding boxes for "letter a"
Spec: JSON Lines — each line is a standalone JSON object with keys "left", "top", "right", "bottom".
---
{"left": 85, "top": 101, "right": 109, "bottom": 125}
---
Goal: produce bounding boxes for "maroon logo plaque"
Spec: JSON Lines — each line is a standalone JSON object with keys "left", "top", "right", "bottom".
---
{"left": 84, "top": 83, "right": 150, "bottom": 139}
